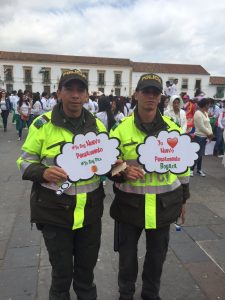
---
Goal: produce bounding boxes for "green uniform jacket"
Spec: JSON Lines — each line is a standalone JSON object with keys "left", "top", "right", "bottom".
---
{"left": 17, "top": 104, "right": 106, "bottom": 230}
{"left": 109, "top": 110, "right": 190, "bottom": 229}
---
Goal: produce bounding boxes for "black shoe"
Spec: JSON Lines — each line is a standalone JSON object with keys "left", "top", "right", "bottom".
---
{"left": 4, "top": 128, "right": 7, "bottom": 132}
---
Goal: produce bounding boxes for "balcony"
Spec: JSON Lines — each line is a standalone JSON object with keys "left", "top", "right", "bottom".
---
{"left": 24, "top": 77, "right": 33, "bottom": 84}
{"left": 4, "top": 75, "right": 13, "bottom": 82}
{"left": 98, "top": 80, "right": 105, "bottom": 86}
{"left": 114, "top": 80, "right": 122, "bottom": 87}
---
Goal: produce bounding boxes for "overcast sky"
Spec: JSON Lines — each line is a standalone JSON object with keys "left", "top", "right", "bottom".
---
{"left": 1, "top": 0, "right": 225, "bottom": 76}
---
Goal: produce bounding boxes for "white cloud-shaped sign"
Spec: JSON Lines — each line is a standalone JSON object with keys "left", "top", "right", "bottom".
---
{"left": 55, "top": 132, "right": 120, "bottom": 182}
{"left": 137, "top": 130, "right": 200, "bottom": 174}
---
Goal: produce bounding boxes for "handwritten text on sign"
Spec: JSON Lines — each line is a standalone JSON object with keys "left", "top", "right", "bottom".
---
{"left": 55, "top": 132, "right": 120, "bottom": 182}
{"left": 137, "top": 131, "right": 199, "bottom": 174}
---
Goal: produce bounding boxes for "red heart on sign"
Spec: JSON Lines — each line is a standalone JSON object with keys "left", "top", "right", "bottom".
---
{"left": 167, "top": 138, "right": 178, "bottom": 148}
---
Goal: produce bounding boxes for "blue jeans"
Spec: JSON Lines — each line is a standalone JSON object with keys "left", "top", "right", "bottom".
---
{"left": 191, "top": 136, "right": 207, "bottom": 171}
{"left": 17, "top": 116, "right": 32, "bottom": 138}
{"left": 214, "top": 126, "right": 224, "bottom": 155}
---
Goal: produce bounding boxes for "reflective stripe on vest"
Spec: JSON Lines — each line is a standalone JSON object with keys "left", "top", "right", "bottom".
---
{"left": 145, "top": 194, "right": 156, "bottom": 229}
{"left": 73, "top": 193, "right": 87, "bottom": 229}
{"left": 177, "top": 176, "right": 190, "bottom": 184}
{"left": 41, "top": 181, "right": 100, "bottom": 195}
{"left": 115, "top": 179, "right": 181, "bottom": 194}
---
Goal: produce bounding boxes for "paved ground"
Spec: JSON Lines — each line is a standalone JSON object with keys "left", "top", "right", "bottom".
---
{"left": 0, "top": 122, "right": 225, "bottom": 300}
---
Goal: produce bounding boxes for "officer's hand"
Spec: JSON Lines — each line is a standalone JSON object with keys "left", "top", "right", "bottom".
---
{"left": 124, "top": 165, "right": 145, "bottom": 181}
{"left": 180, "top": 204, "right": 186, "bottom": 224}
{"left": 43, "top": 166, "right": 68, "bottom": 184}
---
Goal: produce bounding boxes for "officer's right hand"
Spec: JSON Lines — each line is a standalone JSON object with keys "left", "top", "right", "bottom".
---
{"left": 43, "top": 166, "right": 68, "bottom": 184}
{"left": 123, "top": 165, "right": 145, "bottom": 181}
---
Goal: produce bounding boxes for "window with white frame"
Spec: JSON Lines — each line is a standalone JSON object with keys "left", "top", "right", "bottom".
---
{"left": 98, "top": 71, "right": 105, "bottom": 86}
{"left": 181, "top": 78, "right": 188, "bottom": 89}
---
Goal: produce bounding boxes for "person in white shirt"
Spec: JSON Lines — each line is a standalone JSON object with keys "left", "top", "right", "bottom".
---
{"left": 95, "top": 96, "right": 116, "bottom": 131}
{"left": 9, "top": 90, "right": 19, "bottom": 124}
{"left": 17, "top": 93, "right": 31, "bottom": 140}
{"left": 216, "top": 100, "right": 225, "bottom": 158}
{"left": 190, "top": 98, "right": 213, "bottom": 177}
{"left": 49, "top": 92, "right": 58, "bottom": 110}
{"left": 164, "top": 95, "right": 187, "bottom": 132}
{"left": 41, "top": 91, "right": 50, "bottom": 113}
{"left": 170, "top": 78, "right": 178, "bottom": 96}
{"left": 31, "top": 92, "right": 43, "bottom": 119}
{"left": 111, "top": 98, "right": 125, "bottom": 123}
{"left": 83, "top": 98, "right": 96, "bottom": 114}
{"left": 0, "top": 90, "right": 12, "bottom": 132}
{"left": 164, "top": 81, "right": 172, "bottom": 97}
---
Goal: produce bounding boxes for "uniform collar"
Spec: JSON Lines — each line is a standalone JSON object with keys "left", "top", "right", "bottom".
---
{"left": 134, "top": 107, "right": 168, "bottom": 135}
{"left": 51, "top": 103, "right": 97, "bottom": 134}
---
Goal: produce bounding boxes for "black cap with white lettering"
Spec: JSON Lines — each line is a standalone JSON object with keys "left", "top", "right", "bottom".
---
{"left": 58, "top": 69, "right": 88, "bottom": 89}
{"left": 136, "top": 73, "right": 163, "bottom": 92}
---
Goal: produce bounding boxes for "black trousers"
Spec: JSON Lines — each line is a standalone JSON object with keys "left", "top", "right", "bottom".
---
{"left": 1, "top": 110, "right": 9, "bottom": 129}
{"left": 42, "top": 221, "right": 101, "bottom": 300}
{"left": 118, "top": 223, "right": 170, "bottom": 300}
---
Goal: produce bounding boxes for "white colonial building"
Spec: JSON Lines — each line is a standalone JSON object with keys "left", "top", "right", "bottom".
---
{"left": 0, "top": 51, "right": 224, "bottom": 99}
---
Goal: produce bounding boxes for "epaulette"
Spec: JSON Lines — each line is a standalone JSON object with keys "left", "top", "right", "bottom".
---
{"left": 34, "top": 115, "right": 50, "bottom": 129}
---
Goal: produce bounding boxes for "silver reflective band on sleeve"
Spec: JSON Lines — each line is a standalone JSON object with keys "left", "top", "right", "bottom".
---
{"left": 115, "top": 179, "right": 181, "bottom": 195}
{"left": 177, "top": 176, "right": 190, "bottom": 184}
{"left": 20, "top": 161, "right": 32, "bottom": 175}
{"left": 41, "top": 157, "right": 55, "bottom": 166}
{"left": 41, "top": 181, "right": 100, "bottom": 195}
{"left": 21, "top": 152, "right": 40, "bottom": 161}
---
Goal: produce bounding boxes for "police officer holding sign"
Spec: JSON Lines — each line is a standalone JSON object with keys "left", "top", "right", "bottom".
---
{"left": 17, "top": 70, "right": 106, "bottom": 300}
{"left": 110, "top": 74, "right": 190, "bottom": 300}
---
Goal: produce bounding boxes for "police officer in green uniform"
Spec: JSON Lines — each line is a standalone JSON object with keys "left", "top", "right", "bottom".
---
{"left": 110, "top": 74, "right": 190, "bottom": 300}
{"left": 17, "top": 70, "right": 106, "bottom": 300}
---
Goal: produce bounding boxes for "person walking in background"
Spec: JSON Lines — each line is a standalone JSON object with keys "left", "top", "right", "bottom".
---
{"left": 41, "top": 91, "right": 50, "bottom": 113}
{"left": 31, "top": 92, "right": 43, "bottom": 120}
{"left": 183, "top": 95, "right": 197, "bottom": 138}
{"left": 158, "top": 95, "right": 169, "bottom": 115}
{"left": 9, "top": 90, "right": 19, "bottom": 124}
{"left": 111, "top": 97, "right": 125, "bottom": 123}
{"left": 164, "top": 95, "right": 187, "bottom": 132}
{"left": 49, "top": 92, "right": 58, "bottom": 110}
{"left": 217, "top": 100, "right": 225, "bottom": 158}
{"left": 164, "top": 80, "right": 172, "bottom": 97}
{"left": 170, "top": 78, "right": 178, "bottom": 96}
{"left": 96, "top": 96, "right": 116, "bottom": 131}
{"left": 17, "top": 93, "right": 31, "bottom": 140}
{"left": 190, "top": 98, "right": 213, "bottom": 177}
{"left": 0, "top": 90, "right": 12, "bottom": 132}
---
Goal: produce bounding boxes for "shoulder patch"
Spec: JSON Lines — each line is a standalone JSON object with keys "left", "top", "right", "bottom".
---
{"left": 34, "top": 115, "right": 50, "bottom": 129}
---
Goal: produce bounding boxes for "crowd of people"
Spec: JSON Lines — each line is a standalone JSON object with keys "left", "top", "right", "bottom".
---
{"left": 1, "top": 82, "right": 225, "bottom": 172}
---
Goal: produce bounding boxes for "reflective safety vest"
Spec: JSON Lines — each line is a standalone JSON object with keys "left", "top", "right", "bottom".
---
{"left": 110, "top": 113, "right": 190, "bottom": 229}
{"left": 17, "top": 111, "right": 106, "bottom": 230}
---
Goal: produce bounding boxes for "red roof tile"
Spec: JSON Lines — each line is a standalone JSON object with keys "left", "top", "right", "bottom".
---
{"left": 210, "top": 76, "right": 225, "bottom": 85}
{"left": 131, "top": 62, "right": 209, "bottom": 75}
{"left": 0, "top": 51, "right": 131, "bottom": 67}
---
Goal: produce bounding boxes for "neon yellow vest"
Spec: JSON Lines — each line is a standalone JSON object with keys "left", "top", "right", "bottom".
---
{"left": 17, "top": 111, "right": 106, "bottom": 230}
{"left": 110, "top": 113, "right": 189, "bottom": 229}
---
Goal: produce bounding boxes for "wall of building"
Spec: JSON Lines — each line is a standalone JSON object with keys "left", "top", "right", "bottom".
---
{"left": 0, "top": 60, "right": 221, "bottom": 98}
{"left": 132, "top": 72, "right": 212, "bottom": 98}
{"left": 0, "top": 61, "right": 131, "bottom": 96}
